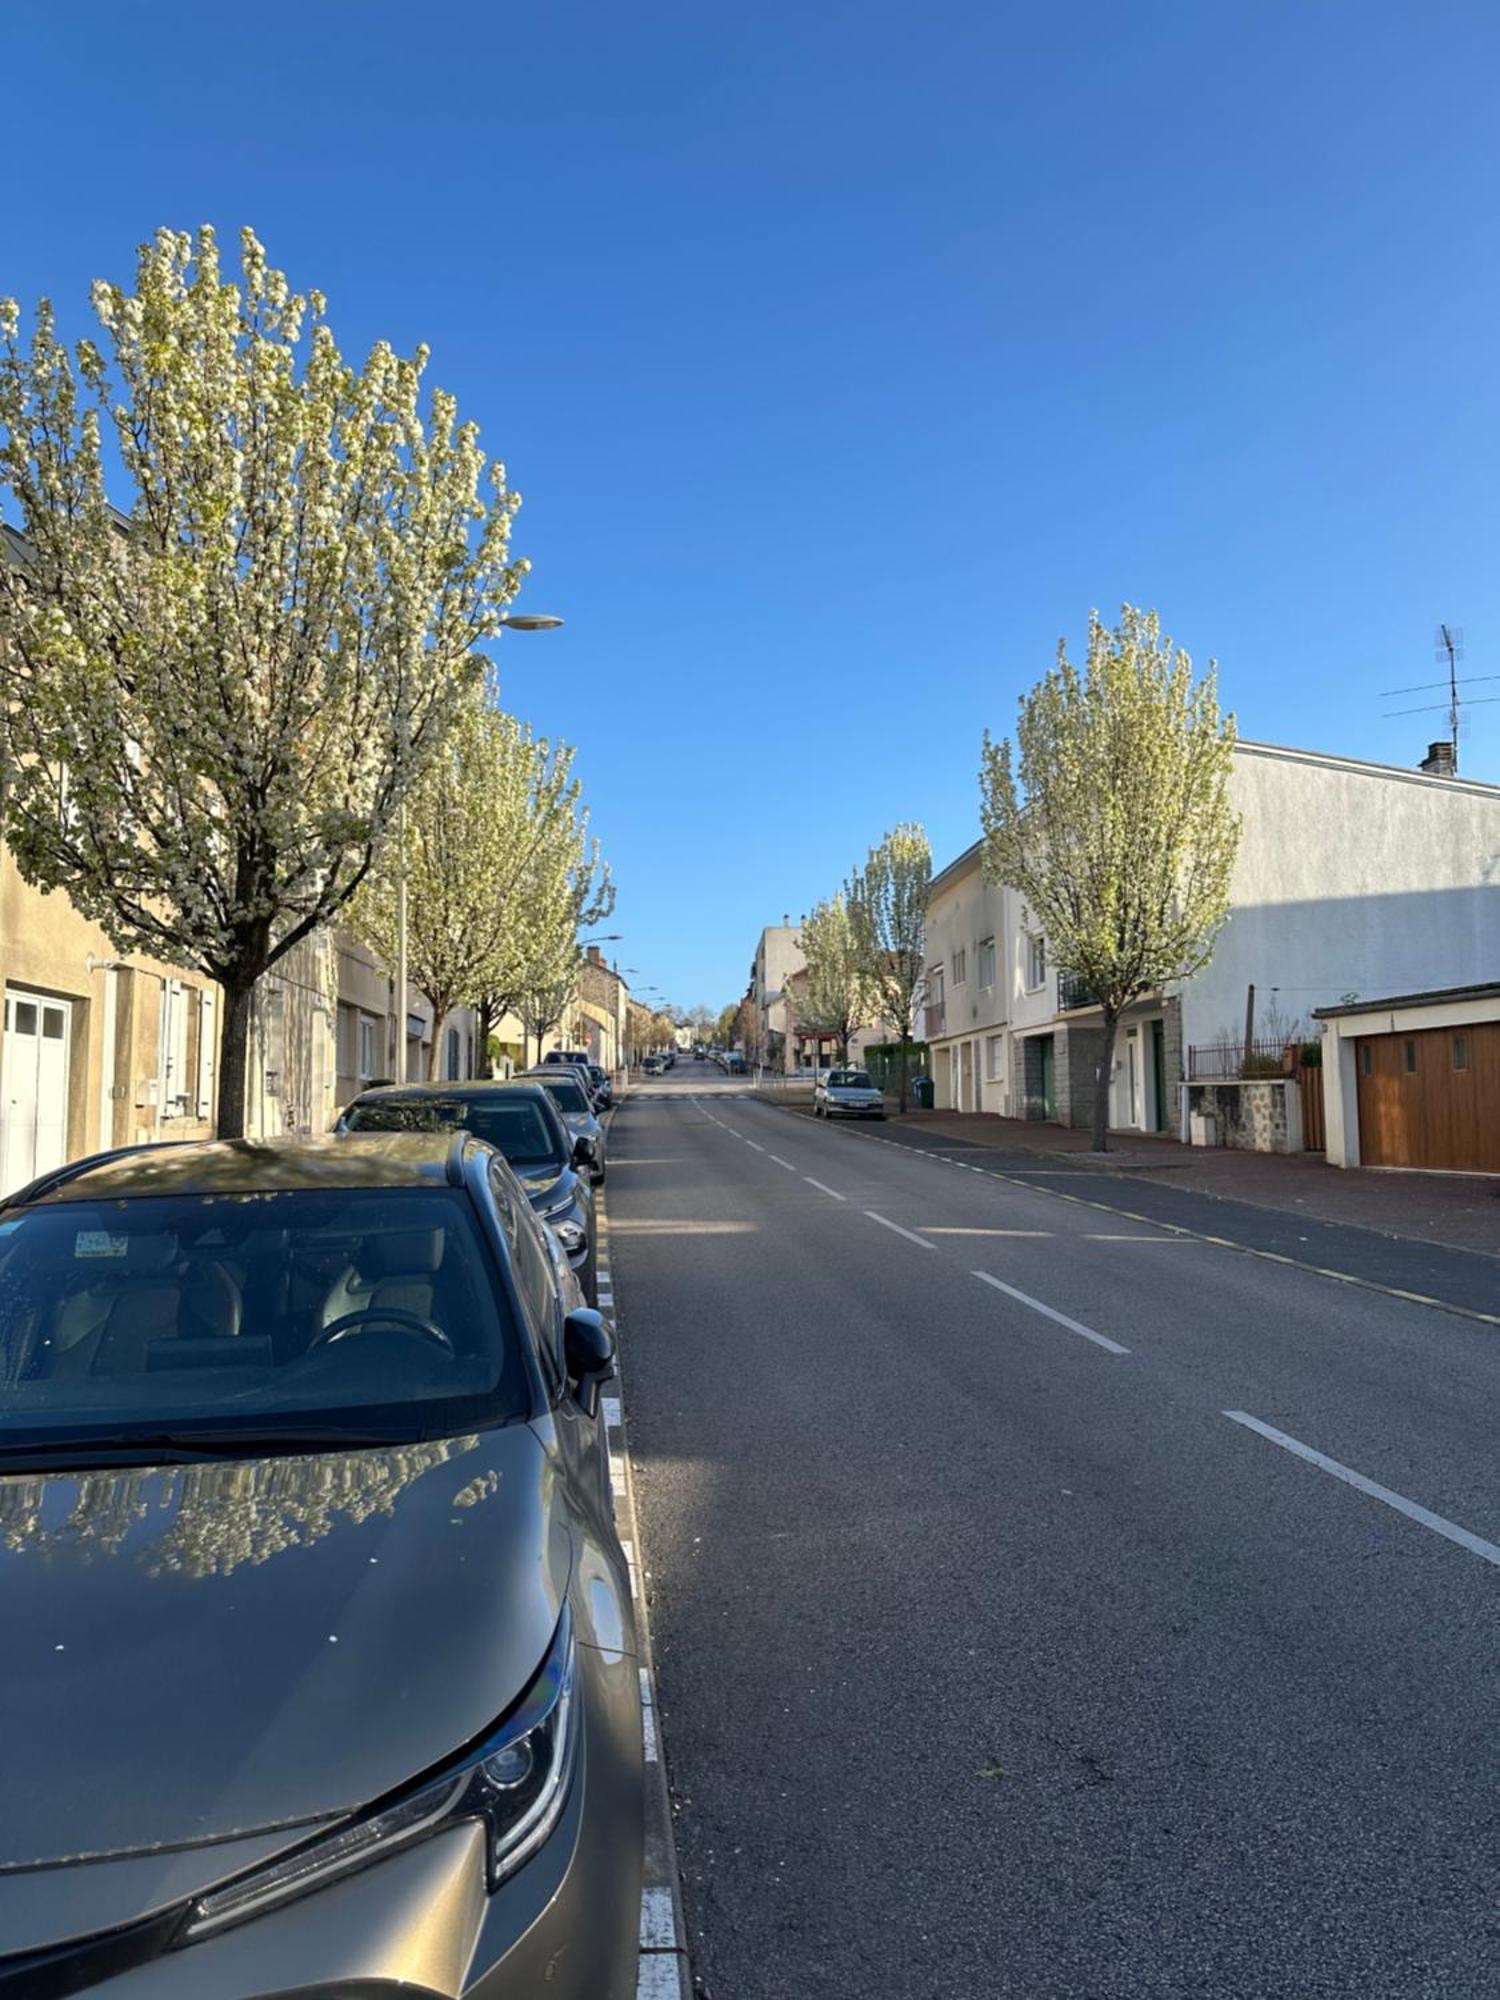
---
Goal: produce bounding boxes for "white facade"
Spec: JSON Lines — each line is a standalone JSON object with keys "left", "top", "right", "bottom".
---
{"left": 922, "top": 738, "right": 1500, "bottom": 1137}
{"left": 751, "top": 923, "right": 806, "bottom": 1071}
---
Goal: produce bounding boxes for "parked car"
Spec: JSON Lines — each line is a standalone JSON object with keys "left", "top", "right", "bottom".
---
{"left": 543, "top": 1049, "right": 592, "bottom": 1071}
{"left": 814, "top": 1067, "right": 887, "bottom": 1119}
{"left": 522, "top": 1070, "right": 607, "bottom": 1184}
{"left": 341, "top": 1082, "right": 601, "bottom": 1303}
{"left": 0, "top": 1133, "right": 641, "bottom": 1996}
{"left": 587, "top": 1063, "right": 614, "bottom": 1108}
{"left": 724, "top": 1052, "right": 747, "bottom": 1075}
{"left": 642, "top": 1055, "right": 664, "bottom": 1076}
{"left": 544, "top": 1061, "right": 606, "bottom": 1109}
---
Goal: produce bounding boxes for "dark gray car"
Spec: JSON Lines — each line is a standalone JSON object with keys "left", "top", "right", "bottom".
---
{"left": 0, "top": 1134, "right": 641, "bottom": 1996}
{"left": 341, "top": 1082, "right": 600, "bottom": 1303}
{"left": 521, "top": 1071, "right": 607, "bottom": 1185}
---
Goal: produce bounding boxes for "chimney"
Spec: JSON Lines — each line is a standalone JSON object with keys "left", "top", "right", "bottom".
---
{"left": 1420, "top": 740, "right": 1456, "bottom": 777}
{"left": 586, "top": 945, "right": 603, "bottom": 966}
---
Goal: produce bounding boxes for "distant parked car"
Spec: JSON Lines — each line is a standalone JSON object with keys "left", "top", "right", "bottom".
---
{"left": 642, "top": 1055, "right": 664, "bottom": 1075}
{"left": 588, "top": 1063, "right": 614, "bottom": 1108}
{"left": 0, "top": 1131, "right": 640, "bottom": 1996}
{"left": 341, "top": 1081, "right": 602, "bottom": 1302}
{"left": 814, "top": 1067, "right": 886, "bottom": 1119}
{"left": 523, "top": 1070, "right": 607, "bottom": 1184}
{"left": 725, "top": 1052, "right": 747, "bottom": 1075}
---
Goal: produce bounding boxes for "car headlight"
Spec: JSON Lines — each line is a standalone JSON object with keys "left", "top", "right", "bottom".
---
{"left": 184, "top": 1611, "right": 578, "bottom": 1942}
{"left": 551, "top": 1220, "right": 587, "bottom": 1255}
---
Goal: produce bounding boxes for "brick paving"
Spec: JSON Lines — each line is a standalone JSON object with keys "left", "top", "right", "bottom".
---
{"left": 892, "top": 1109, "right": 1500, "bottom": 1258}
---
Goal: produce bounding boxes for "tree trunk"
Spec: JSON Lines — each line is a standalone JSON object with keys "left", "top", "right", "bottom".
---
{"left": 426, "top": 999, "right": 453, "bottom": 1081}
{"left": 476, "top": 996, "right": 495, "bottom": 1078}
{"left": 898, "top": 1032, "right": 910, "bottom": 1114}
{"left": 215, "top": 980, "right": 255, "bottom": 1140}
{"left": 1091, "top": 1009, "right": 1120, "bottom": 1152}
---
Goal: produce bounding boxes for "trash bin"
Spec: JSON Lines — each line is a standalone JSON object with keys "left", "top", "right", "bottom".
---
{"left": 912, "top": 1074, "right": 934, "bottom": 1110}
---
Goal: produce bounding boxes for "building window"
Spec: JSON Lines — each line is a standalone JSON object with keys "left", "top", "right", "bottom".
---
{"left": 1404, "top": 1039, "right": 1417, "bottom": 1074}
{"left": 952, "top": 947, "right": 967, "bottom": 986}
{"left": 359, "top": 1016, "right": 379, "bottom": 1081}
{"left": 446, "top": 1025, "right": 462, "bottom": 1079}
{"left": 1025, "top": 934, "right": 1047, "bottom": 991}
{"left": 1360, "top": 1044, "right": 1372, "bottom": 1077}
{"left": 1453, "top": 1035, "right": 1469, "bottom": 1071}
{"left": 986, "top": 1034, "right": 1005, "bottom": 1080}
{"left": 978, "top": 938, "right": 996, "bottom": 988}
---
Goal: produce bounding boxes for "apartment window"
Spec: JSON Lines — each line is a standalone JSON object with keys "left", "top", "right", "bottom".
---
{"left": 929, "top": 966, "right": 945, "bottom": 1006}
{"left": 1025, "top": 933, "right": 1047, "bottom": 991}
{"left": 359, "top": 1016, "right": 379, "bottom": 1081}
{"left": 986, "top": 1033, "right": 1005, "bottom": 1080}
{"left": 977, "top": 938, "right": 996, "bottom": 988}
{"left": 1453, "top": 1034, "right": 1469, "bottom": 1072}
{"left": 158, "top": 980, "right": 191, "bottom": 1120}
{"left": 1404, "top": 1039, "right": 1417, "bottom": 1074}
{"left": 952, "top": 948, "right": 967, "bottom": 986}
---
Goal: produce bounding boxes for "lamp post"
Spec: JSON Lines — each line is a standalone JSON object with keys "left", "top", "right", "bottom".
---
{"left": 395, "top": 611, "right": 564, "bottom": 1082}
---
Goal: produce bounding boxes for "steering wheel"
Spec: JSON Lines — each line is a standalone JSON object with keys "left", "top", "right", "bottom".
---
{"left": 310, "top": 1307, "right": 455, "bottom": 1354}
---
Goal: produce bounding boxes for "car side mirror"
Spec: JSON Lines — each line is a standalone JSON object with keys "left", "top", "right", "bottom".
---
{"left": 572, "top": 1133, "right": 598, "bottom": 1166}
{"left": 563, "top": 1307, "right": 616, "bottom": 1416}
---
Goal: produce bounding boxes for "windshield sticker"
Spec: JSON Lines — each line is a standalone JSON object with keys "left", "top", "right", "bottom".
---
{"left": 74, "top": 1230, "right": 129, "bottom": 1259}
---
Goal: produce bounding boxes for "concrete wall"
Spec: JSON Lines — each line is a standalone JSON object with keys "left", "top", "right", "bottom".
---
{"left": 1185, "top": 1077, "right": 1301, "bottom": 1153}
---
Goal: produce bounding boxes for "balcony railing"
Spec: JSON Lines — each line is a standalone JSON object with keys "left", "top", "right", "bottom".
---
{"left": 1056, "top": 972, "right": 1103, "bottom": 1012}
{"left": 923, "top": 1000, "right": 946, "bottom": 1039}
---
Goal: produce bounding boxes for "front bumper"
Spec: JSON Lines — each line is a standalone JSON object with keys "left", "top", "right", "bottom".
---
{"left": 45, "top": 1637, "right": 642, "bottom": 1999}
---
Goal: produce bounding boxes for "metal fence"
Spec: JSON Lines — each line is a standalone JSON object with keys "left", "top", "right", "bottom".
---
{"left": 1187, "top": 1037, "right": 1292, "bottom": 1080}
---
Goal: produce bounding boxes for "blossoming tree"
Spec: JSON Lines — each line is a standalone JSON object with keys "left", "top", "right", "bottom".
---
{"left": 846, "top": 823, "right": 931, "bottom": 1112}
{"left": 979, "top": 605, "right": 1240, "bottom": 1150}
{"left": 0, "top": 227, "right": 529, "bottom": 1134}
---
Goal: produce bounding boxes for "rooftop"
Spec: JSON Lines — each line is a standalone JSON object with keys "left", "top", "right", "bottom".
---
{"left": 1313, "top": 983, "right": 1500, "bottom": 1020}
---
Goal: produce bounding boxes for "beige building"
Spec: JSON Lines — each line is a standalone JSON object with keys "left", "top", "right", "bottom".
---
{"left": 0, "top": 854, "right": 218, "bottom": 1196}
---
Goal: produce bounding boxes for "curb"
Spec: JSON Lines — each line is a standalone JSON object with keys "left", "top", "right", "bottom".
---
{"left": 594, "top": 1129, "right": 694, "bottom": 2000}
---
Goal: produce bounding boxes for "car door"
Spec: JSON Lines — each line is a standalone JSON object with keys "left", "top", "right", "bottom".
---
{"left": 496, "top": 1158, "right": 613, "bottom": 1523}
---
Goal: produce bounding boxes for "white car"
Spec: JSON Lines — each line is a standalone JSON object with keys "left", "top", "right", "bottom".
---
{"left": 813, "top": 1067, "right": 887, "bottom": 1120}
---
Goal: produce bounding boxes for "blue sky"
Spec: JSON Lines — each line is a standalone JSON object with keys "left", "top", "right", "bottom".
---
{"left": 4, "top": 1, "right": 1497, "bottom": 1010}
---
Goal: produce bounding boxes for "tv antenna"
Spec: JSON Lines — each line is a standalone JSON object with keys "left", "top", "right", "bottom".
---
{"left": 1381, "top": 626, "right": 1500, "bottom": 774}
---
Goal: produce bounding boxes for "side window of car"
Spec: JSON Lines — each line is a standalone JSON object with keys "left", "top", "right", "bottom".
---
{"left": 513, "top": 1203, "right": 567, "bottom": 1394}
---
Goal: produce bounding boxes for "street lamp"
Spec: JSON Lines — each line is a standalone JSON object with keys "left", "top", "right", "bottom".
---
{"left": 395, "top": 611, "right": 564, "bottom": 1082}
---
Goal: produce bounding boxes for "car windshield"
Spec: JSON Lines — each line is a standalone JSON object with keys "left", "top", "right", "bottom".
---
{"left": 345, "top": 1096, "right": 564, "bottom": 1171}
{"left": 0, "top": 1188, "right": 527, "bottom": 1462}
{"left": 830, "top": 1071, "right": 875, "bottom": 1089}
{"left": 537, "top": 1078, "right": 590, "bottom": 1115}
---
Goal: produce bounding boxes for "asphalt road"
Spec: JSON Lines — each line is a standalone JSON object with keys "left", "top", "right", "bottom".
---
{"left": 611, "top": 1062, "right": 1500, "bottom": 2000}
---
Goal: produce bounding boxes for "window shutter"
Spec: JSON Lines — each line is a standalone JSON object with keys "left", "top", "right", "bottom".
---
{"left": 197, "top": 992, "right": 216, "bottom": 1120}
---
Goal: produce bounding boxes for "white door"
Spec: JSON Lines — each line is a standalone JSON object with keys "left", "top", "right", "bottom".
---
{"left": 2, "top": 989, "right": 72, "bottom": 1195}
{"left": 1127, "top": 1033, "right": 1141, "bottom": 1128}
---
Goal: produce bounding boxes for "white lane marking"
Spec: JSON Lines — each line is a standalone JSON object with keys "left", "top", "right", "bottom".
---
{"left": 769, "top": 1155, "right": 797, "bottom": 1171}
{"left": 804, "top": 1177, "right": 846, "bottom": 1201}
{"left": 638, "top": 1953, "right": 683, "bottom": 1997}
{"left": 745, "top": 1140, "right": 766, "bottom": 1152}
{"left": 603, "top": 1395, "right": 622, "bottom": 1427}
{"left": 640, "top": 1887, "right": 677, "bottom": 1949}
{"left": 1085, "top": 1233, "right": 1189, "bottom": 1243}
{"left": 972, "top": 1270, "right": 1130, "bottom": 1353}
{"left": 920, "top": 1227, "right": 1053, "bottom": 1237}
{"left": 642, "top": 1705, "right": 660, "bottom": 1762}
{"left": 864, "top": 1210, "right": 938, "bottom": 1251}
{"left": 1223, "top": 1411, "right": 1500, "bottom": 1568}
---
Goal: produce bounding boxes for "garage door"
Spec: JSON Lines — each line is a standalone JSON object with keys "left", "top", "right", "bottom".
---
{"left": 1355, "top": 1022, "right": 1500, "bottom": 1172}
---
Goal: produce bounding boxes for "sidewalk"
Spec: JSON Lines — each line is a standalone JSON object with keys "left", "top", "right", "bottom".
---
{"left": 889, "top": 1110, "right": 1500, "bottom": 1258}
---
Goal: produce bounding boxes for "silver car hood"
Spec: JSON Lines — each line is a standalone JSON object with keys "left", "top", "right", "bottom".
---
{"left": 0, "top": 1426, "right": 566, "bottom": 1875}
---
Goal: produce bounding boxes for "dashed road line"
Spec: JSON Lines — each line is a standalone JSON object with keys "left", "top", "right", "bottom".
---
{"left": 745, "top": 1140, "right": 766, "bottom": 1152}
{"left": 1224, "top": 1410, "right": 1500, "bottom": 1568}
{"left": 753, "top": 1104, "right": 1500, "bottom": 1331}
{"left": 804, "top": 1177, "right": 846, "bottom": 1200}
{"left": 973, "top": 1268, "right": 1131, "bottom": 1353}
{"left": 768, "top": 1154, "right": 797, "bottom": 1171}
{"left": 865, "top": 1209, "right": 939, "bottom": 1251}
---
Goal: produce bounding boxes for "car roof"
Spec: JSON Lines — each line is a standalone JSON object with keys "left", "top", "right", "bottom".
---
{"left": 13, "top": 1133, "right": 471, "bottom": 1205}
{"left": 344, "top": 1079, "right": 573, "bottom": 1147}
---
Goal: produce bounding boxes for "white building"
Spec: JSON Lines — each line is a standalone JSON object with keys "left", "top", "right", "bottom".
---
{"left": 924, "top": 739, "right": 1500, "bottom": 1139}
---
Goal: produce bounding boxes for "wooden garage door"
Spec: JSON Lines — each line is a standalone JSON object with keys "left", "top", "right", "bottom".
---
{"left": 1355, "top": 1022, "right": 1500, "bottom": 1172}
